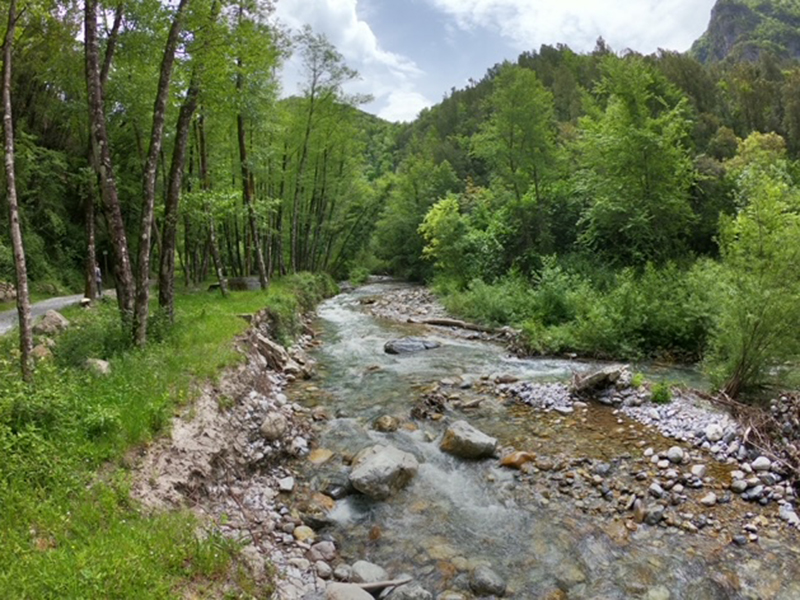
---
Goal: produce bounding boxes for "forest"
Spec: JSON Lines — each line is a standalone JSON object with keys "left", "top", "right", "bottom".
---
{"left": 1, "top": 0, "right": 799, "bottom": 399}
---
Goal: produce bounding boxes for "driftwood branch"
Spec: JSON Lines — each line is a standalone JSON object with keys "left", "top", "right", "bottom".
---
{"left": 407, "top": 317, "right": 498, "bottom": 334}
{"left": 356, "top": 577, "right": 413, "bottom": 592}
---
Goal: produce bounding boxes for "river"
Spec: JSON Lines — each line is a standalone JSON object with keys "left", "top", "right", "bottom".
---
{"left": 290, "top": 281, "right": 800, "bottom": 599}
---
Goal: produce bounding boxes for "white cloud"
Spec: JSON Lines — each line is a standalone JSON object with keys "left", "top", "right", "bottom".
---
{"left": 423, "top": 0, "right": 715, "bottom": 55}
{"left": 275, "top": 0, "right": 433, "bottom": 122}
{"left": 378, "top": 90, "right": 431, "bottom": 123}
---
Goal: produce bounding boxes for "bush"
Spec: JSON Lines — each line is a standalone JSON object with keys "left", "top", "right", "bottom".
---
{"left": 349, "top": 265, "right": 370, "bottom": 286}
{"left": 651, "top": 382, "right": 672, "bottom": 404}
{"left": 440, "top": 260, "right": 715, "bottom": 361}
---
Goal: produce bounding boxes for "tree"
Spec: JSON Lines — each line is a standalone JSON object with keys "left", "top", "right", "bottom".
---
{"left": 473, "top": 63, "right": 556, "bottom": 204}
{"left": 289, "top": 26, "right": 358, "bottom": 273}
{"left": 706, "top": 133, "right": 800, "bottom": 398}
{"left": 2, "top": 0, "right": 33, "bottom": 381}
{"left": 132, "top": 0, "right": 192, "bottom": 345}
{"left": 575, "top": 56, "right": 696, "bottom": 266}
{"left": 85, "top": 0, "right": 135, "bottom": 320}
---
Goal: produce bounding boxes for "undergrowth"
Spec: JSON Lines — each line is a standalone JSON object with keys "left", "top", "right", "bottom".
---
{"left": 0, "top": 272, "right": 335, "bottom": 598}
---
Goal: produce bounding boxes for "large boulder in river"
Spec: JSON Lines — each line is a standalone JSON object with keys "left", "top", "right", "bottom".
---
{"left": 33, "top": 310, "right": 70, "bottom": 336}
{"left": 440, "top": 420, "right": 498, "bottom": 459}
{"left": 570, "top": 365, "right": 629, "bottom": 394}
{"left": 384, "top": 337, "right": 441, "bottom": 355}
{"left": 349, "top": 444, "right": 419, "bottom": 500}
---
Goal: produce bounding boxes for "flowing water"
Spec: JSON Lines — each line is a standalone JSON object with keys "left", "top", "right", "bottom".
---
{"left": 292, "top": 282, "right": 800, "bottom": 599}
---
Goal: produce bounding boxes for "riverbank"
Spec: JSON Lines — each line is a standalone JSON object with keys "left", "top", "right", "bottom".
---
{"left": 0, "top": 273, "right": 335, "bottom": 598}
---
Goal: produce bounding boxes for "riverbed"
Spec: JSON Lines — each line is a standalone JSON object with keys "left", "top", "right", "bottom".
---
{"left": 290, "top": 281, "right": 800, "bottom": 599}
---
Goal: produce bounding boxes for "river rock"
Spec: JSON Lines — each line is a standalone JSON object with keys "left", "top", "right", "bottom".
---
{"left": 334, "top": 564, "right": 353, "bottom": 581}
{"left": 731, "top": 479, "right": 748, "bottom": 494}
{"left": 309, "top": 541, "right": 337, "bottom": 563}
{"left": 704, "top": 423, "right": 724, "bottom": 443}
{"left": 469, "top": 565, "right": 506, "bottom": 597}
{"left": 327, "top": 582, "right": 374, "bottom": 600}
{"left": 316, "top": 561, "right": 333, "bottom": 579}
{"left": 32, "top": 310, "right": 70, "bottom": 335}
{"left": 500, "top": 451, "right": 536, "bottom": 470}
{"left": 700, "top": 492, "right": 717, "bottom": 507}
{"left": 570, "top": 365, "right": 627, "bottom": 393}
{"left": 293, "top": 526, "right": 316, "bottom": 542}
{"left": 690, "top": 464, "right": 707, "bottom": 478}
{"left": 384, "top": 338, "right": 441, "bottom": 355}
{"left": 440, "top": 420, "right": 497, "bottom": 459}
{"left": 667, "top": 446, "right": 684, "bottom": 464}
{"left": 751, "top": 457, "right": 772, "bottom": 472}
{"left": 351, "top": 560, "right": 388, "bottom": 583}
{"left": 349, "top": 445, "right": 419, "bottom": 500}
{"left": 386, "top": 583, "right": 433, "bottom": 600}
{"left": 260, "top": 412, "right": 288, "bottom": 441}
{"left": 374, "top": 415, "right": 400, "bottom": 432}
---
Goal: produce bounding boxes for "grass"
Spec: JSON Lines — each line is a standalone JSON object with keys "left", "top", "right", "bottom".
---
{"left": 0, "top": 273, "right": 335, "bottom": 599}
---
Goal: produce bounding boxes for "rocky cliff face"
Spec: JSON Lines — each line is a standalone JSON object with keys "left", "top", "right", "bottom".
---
{"left": 691, "top": 0, "right": 800, "bottom": 63}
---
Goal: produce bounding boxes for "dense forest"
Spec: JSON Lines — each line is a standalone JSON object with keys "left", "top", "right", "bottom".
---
{"left": 2, "top": 0, "right": 800, "bottom": 397}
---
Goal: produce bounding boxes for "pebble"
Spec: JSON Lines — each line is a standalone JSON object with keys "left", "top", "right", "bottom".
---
{"left": 700, "top": 493, "right": 717, "bottom": 507}
{"left": 690, "top": 465, "right": 707, "bottom": 478}
{"left": 667, "top": 446, "right": 684, "bottom": 464}
{"left": 315, "top": 561, "right": 332, "bottom": 579}
{"left": 752, "top": 457, "right": 772, "bottom": 472}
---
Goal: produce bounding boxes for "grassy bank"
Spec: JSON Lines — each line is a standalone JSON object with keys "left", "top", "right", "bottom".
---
{"left": 0, "top": 273, "right": 336, "bottom": 598}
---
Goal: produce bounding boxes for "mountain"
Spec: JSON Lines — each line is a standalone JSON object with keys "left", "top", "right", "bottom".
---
{"left": 691, "top": 0, "right": 800, "bottom": 63}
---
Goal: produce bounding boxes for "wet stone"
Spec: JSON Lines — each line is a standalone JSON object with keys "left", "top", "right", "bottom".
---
{"left": 440, "top": 420, "right": 498, "bottom": 459}
{"left": 351, "top": 560, "right": 388, "bottom": 584}
{"left": 469, "top": 565, "right": 507, "bottom": 597}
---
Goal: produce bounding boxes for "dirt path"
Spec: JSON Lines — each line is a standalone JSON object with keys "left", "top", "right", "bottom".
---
{"left": 0, "top": 294, "right": 85, "bottom": 336}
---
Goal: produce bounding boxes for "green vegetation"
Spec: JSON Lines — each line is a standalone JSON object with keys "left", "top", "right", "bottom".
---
{"left": 651, "top": 382, "right": 673, "bottom": 404}
{"left": 0, "top": 274, "right": 334, "bottom": 598}
{"left": 691, "top": 0, "right": 800, "bottom": 63}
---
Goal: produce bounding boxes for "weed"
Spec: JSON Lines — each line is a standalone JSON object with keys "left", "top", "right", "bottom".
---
{"left": 651, "top": 382, "right": 672, "bottom": 404}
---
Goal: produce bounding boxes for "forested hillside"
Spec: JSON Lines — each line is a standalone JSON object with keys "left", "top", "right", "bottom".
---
{"left": 369, "top": 35, "right": 800, "bottom": 398}
{"left": 691, "top": 0, "right": 800, "bottom": 63}
{"left": 2, "top": 0, "right": 800, "bottom": 396}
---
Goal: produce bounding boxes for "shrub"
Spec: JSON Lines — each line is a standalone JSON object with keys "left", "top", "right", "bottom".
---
{"left": 348, "top": 265, "right": 370, "bottom": 286}
{"left": 651, "top": 382, "right": 672, "bottom": 404}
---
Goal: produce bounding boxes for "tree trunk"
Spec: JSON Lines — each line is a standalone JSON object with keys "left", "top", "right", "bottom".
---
{"left": 3, "top": 0, "right": 33, "bottom": 382}
{"left": 158, "top": 77, "right": 199, "bottom": 322}
{"left": 83, "top": 182, "right": 98, "bottom": 300}
{"left": 236, "top": 110, "right": 268, "bottom": 289}
{"left": 85, "top": 0, "right": 134, "bottom": 320}
{"left": 196, "top": 114, "right": 227, "bottom": 296}
{"left": 133, "top": 0, "right": 191, "bottom": 345}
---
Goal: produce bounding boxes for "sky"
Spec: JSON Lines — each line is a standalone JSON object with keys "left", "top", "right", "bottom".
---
{"left": 274, "top": 0, "right": 718, "bottom": 123}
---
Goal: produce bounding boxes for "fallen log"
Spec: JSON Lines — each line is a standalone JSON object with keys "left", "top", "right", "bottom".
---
{"left": 407, "top": 317, "right": 497, "bottom": 334}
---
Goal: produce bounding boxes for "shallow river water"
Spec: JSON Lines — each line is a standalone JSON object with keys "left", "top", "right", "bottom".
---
{"left": 292, "top": 282, "right": 800, "bottom": 599}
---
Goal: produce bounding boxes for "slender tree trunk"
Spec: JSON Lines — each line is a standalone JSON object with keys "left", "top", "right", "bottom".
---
{"left": 85, "top": 0, "right": 134, "bottom": 320}
{"left": 133, "top": 0, "right": 191, "bottom": 345}
{"left": 2, "top": 0, "right": 32, "bottom": 382}
{"left": 158, "top": 77, "right": 199, "bottom": 321}
{"left": 84, "top": 182, "right": 98, "bottom": 300}
{"left": 196, "top": 115, "right": 227, "bottom": 296}
{"left": 291, "top": 95, "right": 315, "bottom": 273}
{"left": 236, "top": 109, "right": 268, "bottom": 289}
{"left": 84, "top": 2, "right": 121, "bottom": 302}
